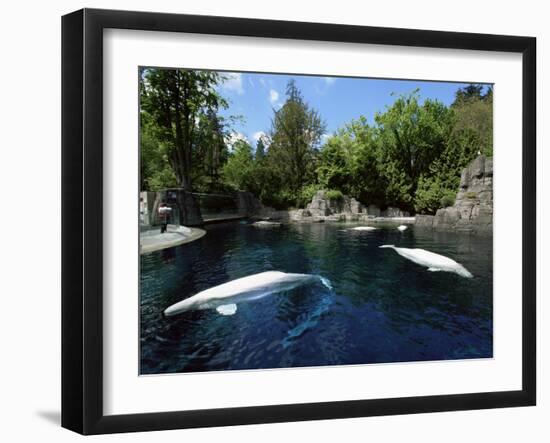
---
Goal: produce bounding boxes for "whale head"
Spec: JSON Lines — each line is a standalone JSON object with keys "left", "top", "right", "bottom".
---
{"left": 164, "top": 296, "right": 199, "bottom": 317}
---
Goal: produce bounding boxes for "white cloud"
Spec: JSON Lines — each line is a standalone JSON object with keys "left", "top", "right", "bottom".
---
{"left": 315, "top": 77, "right": 337, "bottom": 94}
{"left": 225, "top": 131, "right": 249, "bottom": 151}
{"left": 269, "top": 89, "right": 279, "bottom": 104}
{"left": 269, "top": 89, "right": 284, "bottom": 109}
{"left": 252, "top": 131, "right": 271, "bottom": 148}
{"left": 222, "top": 73, "right": 244, "bottom": 94}
{"left": 252, "top": 131, "right": 266, "bottom": 142}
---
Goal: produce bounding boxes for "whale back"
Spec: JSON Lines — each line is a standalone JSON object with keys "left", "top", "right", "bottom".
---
{"left": 397, "top": 248, "right": 458, "bottom": 268}
{"left": 164, "top": 271, "right": 317, "bottom": 316}
{"left": 380, "top": 245, "right": 473, "bottom": 278}
{"left": 195, "top": 271, "right": 287, "bottom": 301}
{"left": 350, "top": 226, "right": 377, "bottom": 231}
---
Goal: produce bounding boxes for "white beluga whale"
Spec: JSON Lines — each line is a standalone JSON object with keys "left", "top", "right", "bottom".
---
{"left": 397, "top": 225, "right": 408, "bottom": 231}
{"left": 164, "top": 271, "right": 332, "bottom": 317}
{"left": 349, "top": 226, "right": 377, "bottom": 231}
{"left": 379, "top": 245, "right": 473, "bottom": 278}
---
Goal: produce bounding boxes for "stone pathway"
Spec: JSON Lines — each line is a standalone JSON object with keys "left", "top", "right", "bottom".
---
{"left": 140, "top": 224, "right": 206, "bottom": 254}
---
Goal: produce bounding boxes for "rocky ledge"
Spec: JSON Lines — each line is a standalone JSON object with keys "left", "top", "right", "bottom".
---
{"left": 288, "top": 191, "right": 409, "bottom": 223}
{"left": 415, "top": 155, "right": 493, "bottom": 234}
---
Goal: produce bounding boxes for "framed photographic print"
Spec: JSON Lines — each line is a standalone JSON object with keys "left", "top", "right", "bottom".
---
{"left": 62, "top": 8, "right": 536, "bottom": 435}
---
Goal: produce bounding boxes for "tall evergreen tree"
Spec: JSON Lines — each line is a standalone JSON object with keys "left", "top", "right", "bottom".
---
{"left": 267, "top": 80, "right": 326, "bottom": 195}
{"left": 194, "top": 109, "right": 229, "bottom": 189}
{"left": 453, "top": 84, "right": 485, "bottom": 104}
{"left": 255, "top": 137, "right": 266, "bottom": 160}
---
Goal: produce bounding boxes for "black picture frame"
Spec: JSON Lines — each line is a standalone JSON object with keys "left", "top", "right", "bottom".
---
{"left": 62, "top": 8, "right": 536, "bottom": 435}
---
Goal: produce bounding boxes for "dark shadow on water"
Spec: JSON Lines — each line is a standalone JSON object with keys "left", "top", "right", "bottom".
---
{"left": 36, "top": 410, "right": 61, "bottom": 426}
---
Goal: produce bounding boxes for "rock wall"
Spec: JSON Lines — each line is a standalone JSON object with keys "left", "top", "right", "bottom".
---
{"left": 415, "top": 155, "right": 493, "bottom": 233}
{"left": 142, "top": 190, "right": 266, "bottom": 227}
{"left": 415, "top": 214, "right": 436, "bottom": 228}
{"left": 287, "top": 190, "right": 409, "bottom": 222}
{"left": 139, "top": 191, "right": 157, "bottom": 226}
{"left": 367, "top": 204, "right": 380, "bottom": 217}
{"left": 151, "top": 189, "right": 204, "bottom": 227}
{"left": 306, "top": 191, "right": 366, "bottom": 217}
{"left": 380, "top": 206, "right": 410, "bottom": 217}
{"left": 143, "top": 189, "right": 210, "bottom": 227}
{"left": 236, "top": 191, "right": 262, "bottom": 217}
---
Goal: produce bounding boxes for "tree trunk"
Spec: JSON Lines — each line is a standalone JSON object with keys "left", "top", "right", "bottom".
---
{"left": 176, "top": 190, "right": 203, "bottom": 226}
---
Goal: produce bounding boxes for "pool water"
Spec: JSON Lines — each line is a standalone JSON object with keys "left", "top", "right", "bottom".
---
{"left": 140, "top": 222, "right": 493, "bottom": 374}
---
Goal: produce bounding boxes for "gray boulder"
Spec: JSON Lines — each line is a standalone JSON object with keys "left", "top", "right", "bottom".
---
{"left": 350, "top": 198, "right": 364, "bottom": 214}
{"left": 416, "top": 155, "right": 493, "bottom": 234}
{"left": 415, "top": 214, "right": 434, "bottom": 228}
{"left": 381, "top": 206, "right": 410, "bottom": 217}
{"left": 306, "top": 191, "right": 331, "bottom": 216}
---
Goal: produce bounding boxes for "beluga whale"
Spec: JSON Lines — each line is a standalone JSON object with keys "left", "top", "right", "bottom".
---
{"left": 349, "top": 226, "right": 377, "bottom": 231}
{"left": 164, "top": 271, "right": 333, "bottom": 317}
{"left": 379, "top": 245, "right": 473, "bottom": 278}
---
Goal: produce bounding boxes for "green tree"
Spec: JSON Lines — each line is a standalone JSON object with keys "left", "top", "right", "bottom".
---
{"left": 450, "top": 84, "right": 493, "bottom": 157}
{"left": 267, "top": 80, "right": 326, "bottom": 201}
{"left": 192, "top": 109, "right": 230, "bottom": 191}
{"left": 140, "top": 71, "right": 494, "bottom": 217}
{"left": 414, "top": 129, "right": 480, "bottom": 214}
{"left": 414, "top": 85, "right": 492, "bottom": 214}
{"left": 316, "top": 132, "right": 355, "bottom": 194}
{"left": 316, "top": 117, "right": 386, "bottom": 205}
{"left": 140, "top": 120, "right": 178, "bottom": 191}
{"left": 222, "top": 139, "right": 258, "bottom": 192}
{"left": 374, "top": 91, "right": 453, "bottom": 211}
{"left": 255, "top": 137, "right": 266, "bottom": 160}
{"left": 453, "top": 84, "right": 485, "bottom": 104}
{"left": 139, "top": 67, "right": 228, "bottom": 190}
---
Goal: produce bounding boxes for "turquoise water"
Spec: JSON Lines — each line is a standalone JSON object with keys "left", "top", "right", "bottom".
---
{"left": 140, "top": 222, "right": 492, "bottom": 374}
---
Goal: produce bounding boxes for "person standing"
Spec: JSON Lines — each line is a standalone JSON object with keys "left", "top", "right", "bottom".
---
{"left": 158, "top": 203, "right": 172, "bottom": 233}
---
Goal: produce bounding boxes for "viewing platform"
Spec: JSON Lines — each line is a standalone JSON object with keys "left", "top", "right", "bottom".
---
{"left": 140, "top": 224, "right": 206, "bottom": 254}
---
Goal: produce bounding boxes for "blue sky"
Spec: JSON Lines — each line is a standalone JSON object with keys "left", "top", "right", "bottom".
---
{"left": 217, "top": 71, "right": 484, "bottom": 147}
